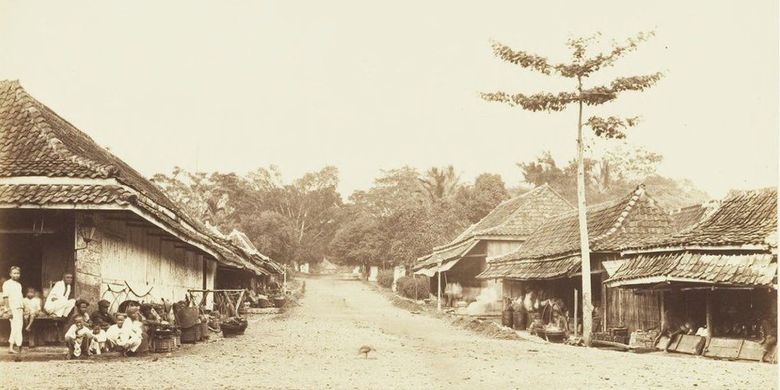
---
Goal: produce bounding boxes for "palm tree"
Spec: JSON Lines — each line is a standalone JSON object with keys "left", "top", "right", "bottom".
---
{"left": 418, "top": 166, "right": 461, "bottom": 202}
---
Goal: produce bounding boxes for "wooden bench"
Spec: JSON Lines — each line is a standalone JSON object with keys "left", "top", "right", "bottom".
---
{"left": 0, "top": 316, "right": 67, "bottom": 346}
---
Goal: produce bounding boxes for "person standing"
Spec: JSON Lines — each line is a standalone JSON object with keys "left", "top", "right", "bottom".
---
{"left": 44, "top": 273, "right": 76, "bottom": 317}
{"left": 2, "top": 266, "right": 24, "bottom": 354}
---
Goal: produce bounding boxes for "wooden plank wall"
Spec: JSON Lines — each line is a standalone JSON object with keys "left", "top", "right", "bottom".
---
{"left": 96, "top": 213, "right": 208, "bottom": 310}
{"left": 606, "top": 287, "right": 661, "bottom": 333}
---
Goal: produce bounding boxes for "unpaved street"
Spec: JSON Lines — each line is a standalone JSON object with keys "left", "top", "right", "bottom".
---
{"left": 1, "top": 279, "right": 777, "bottom": 389}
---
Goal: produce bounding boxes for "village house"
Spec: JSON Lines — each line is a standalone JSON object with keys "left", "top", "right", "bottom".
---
{"left": 605, "top": 187, "right": 777, "bottom": 361}
{"left": 0, "top": 80, "right": 279, "bottom": 343}
{"left": 413, "top": 184, "right": 573, "bottom": 306}
{"left": 221, "top": 229, "right": 284, "bottom": 291}
{"left": 477, "top": 185, "right": 676, "bottom": 336}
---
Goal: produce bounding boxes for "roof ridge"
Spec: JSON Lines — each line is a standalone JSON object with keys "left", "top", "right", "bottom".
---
{"left": 540, "top": 183, "right": 575, "bottom": 210}
{"left": 590, "top": 184, "right": 647, "bottom": 244}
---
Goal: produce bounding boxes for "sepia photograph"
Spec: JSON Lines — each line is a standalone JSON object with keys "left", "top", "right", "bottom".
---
{"left": 0, "top": 1, "right": 778, "bottom": 389}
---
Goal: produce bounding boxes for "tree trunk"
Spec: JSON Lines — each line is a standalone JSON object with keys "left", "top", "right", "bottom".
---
{"left": 576, "top": 76, "right": 593, "bottom": 346}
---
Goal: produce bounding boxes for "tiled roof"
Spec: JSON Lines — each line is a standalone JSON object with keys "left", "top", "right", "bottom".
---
{"left": 0, "top": 184, "right": 134, "bottom": 205}
{"left": 0, "top": 80, "right": 267, "bottom": 276}
{"left": 633, "top": 188, "right": 777, "bottom": 250}
{"left": 0, "top": 80, "right": 180, "bottom": 213}
{"left": 669, "top": 201, "right": 719, "bottom": 233}
{"left": 492, "top": 185, "right": 674, "bottom": 263}
{"left": 227, "top": 230, "right": 284, "bottom": 275}
{"left": 477, "top": 255, "right": 580, "bottom": 280}
{"left": 606, "top": 252, "right": 777, "bottom": 287}
{"left": 466, "top": 184, "right": 574, "bottom": 238}
{"left": 415, "top": 185, "right": 573, "bottom": 270}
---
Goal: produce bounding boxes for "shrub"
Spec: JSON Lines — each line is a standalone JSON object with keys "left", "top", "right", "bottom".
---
{"left": 376, "top": 269, "right": 394, "bottom": 289}
{"left": 397, "top": 275, "right": 430, "bottom": 300}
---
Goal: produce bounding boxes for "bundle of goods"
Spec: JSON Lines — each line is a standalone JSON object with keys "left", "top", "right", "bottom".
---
{"left": 220, "top": 316, "right": 248, "bottom": 336}
{"left": 150, "top": 302, "right": 174, "bottom": 323}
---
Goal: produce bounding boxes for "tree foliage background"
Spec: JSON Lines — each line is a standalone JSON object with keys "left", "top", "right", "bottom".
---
{"left": 151, "top": 146, "right": 708, "bottom": 268}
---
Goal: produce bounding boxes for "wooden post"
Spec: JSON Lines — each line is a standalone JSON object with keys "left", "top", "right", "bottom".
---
{"left": 601, "top": 275, "right": 608, "bottom": 332}
{"left": 437, "top": 260, "right": 443, "bottom": 311}
{"left": 659, "top": 291, "right": 666, "bottom": 330}
{"left": 574, "top": 289, "right": 579, "bottom": 337}
{"left": 575, "top": 75, "right": 594, "bottom": 347}
{"left": 705, "top": 289, "right": 713, "bottom": 339}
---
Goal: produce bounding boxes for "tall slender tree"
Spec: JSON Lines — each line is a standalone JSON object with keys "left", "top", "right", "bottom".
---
{"left": 481, "top": 32, "right": 662, "bottom": 346}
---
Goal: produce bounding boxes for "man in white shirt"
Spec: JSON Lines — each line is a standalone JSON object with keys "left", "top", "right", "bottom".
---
{"left": 44, "top": 273, "right": 76, "bottom": 317}
{"left": 2, "top": 266, "right": 24, "bottom": 354}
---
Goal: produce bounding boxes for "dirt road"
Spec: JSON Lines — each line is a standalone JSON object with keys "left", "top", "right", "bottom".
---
{"left": 1, "top": 278, "right": 777, "bottom": 389}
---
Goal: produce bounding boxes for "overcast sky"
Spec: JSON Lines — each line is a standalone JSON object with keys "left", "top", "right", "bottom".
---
{"left": 0, "top": 1, "right": 777, "bottom": 199}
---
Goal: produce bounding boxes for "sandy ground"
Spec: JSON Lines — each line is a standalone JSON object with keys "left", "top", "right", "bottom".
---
{"left": 1, "top": 278, "right": 777, "bottom": 389}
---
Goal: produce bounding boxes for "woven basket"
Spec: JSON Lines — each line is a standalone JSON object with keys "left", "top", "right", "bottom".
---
{"left": 220, "top": 317, "right": 248, "bottom": 336}
{"left": 152, "top": 336, "right": 177, "bottom": 353}
{"left": 180, "top": 325, "right": 201, "bottom": 344}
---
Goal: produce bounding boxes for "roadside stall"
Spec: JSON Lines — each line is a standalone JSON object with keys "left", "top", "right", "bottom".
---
{"left": 188, "top": 289, "right": 248, "bottom": 336}
{"left": 605, "top": 187, "right": 778, "bottom": 362}
{"left": 478, "top": 186, "right": 674, "bottom": 344}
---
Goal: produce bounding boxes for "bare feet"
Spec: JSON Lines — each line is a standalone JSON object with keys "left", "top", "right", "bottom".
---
{"left": 8, "top": 348, "right": 16, "bottom": 354}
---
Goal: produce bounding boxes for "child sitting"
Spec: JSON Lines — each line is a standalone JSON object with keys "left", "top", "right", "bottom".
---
{"left": 64, "top": 315, "right": 93, "bottom": 358}
{"left": 89, "top": 324, "right": 107, "bottom": 355}
{"left": 23, "top": 288, "right": 43, "bottom": 332}
{"left": 106, "top": 313, "right": 130, "bottom": 352}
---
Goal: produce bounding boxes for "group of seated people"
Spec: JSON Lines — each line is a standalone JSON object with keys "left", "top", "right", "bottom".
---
{"left": 63, "top": 299, "right": 153, "bottom": 359}
{"left": 2, "top": 273, "right": 173, "bottom": 359}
